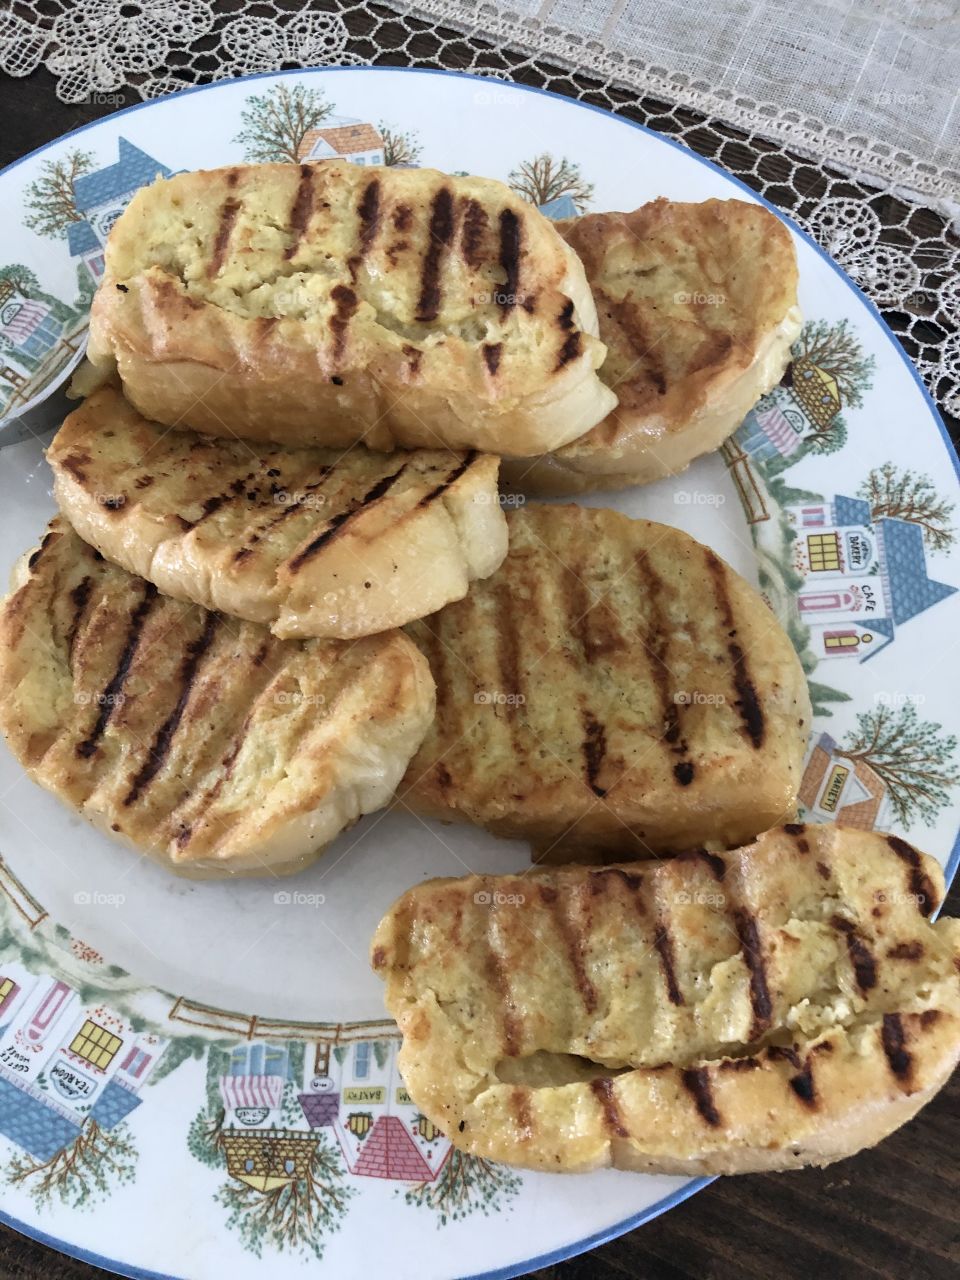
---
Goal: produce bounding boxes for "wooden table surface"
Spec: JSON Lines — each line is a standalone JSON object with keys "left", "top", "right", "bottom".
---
{"left": 0, "top": 65, "right": 958, "bottom": 1280}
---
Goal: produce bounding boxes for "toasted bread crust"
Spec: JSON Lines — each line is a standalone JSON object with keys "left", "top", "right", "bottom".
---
{"left": 501, "top": 199, "right": 801, "bottom": 493}
{"left": 49, "top": 388, "right": 508, "bottom": 639}
{"left": 373, "top": 825, "right": 960, "bottom": 1174}
{"left": 84, "top": 161, "right": 615, "bottom": 456}
{"left": 0, "top": 520, "right": 434, "bottom": 876}
{"left": 401, "top": 504, "right": 811, "bottom": 857}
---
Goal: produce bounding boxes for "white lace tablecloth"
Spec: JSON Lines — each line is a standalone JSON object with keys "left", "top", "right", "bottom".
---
{"left": 2, "top": 0, "right": 958, "bottom": 416}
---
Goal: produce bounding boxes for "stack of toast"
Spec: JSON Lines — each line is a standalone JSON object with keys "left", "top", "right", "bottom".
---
{"left": 0, "top": 158, "right": 956, "bottom": 1178}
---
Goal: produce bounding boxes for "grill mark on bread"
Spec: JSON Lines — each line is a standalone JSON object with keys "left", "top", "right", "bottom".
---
{"left": 881, "top": 1013, "right": 912, "bottom": 1083}
{"left": 539, "top": 883, "right": 598, "bottom": 1014}
{"left": 123, "top": 611, "right": 220, "bottom": 806}
{"left": 181, "top": 474, "right": 255, "bottom": 530}
{"left": 512, "top": 1089, "right": 534, "bottom": 1141}
{"left": 288, "top": 464, "right": 408, "bottom": 571}
{"left": 887, "top": 836, "right": 937, "bottom": 917}
{"left": 393, "top": 204, "right": 412, "bottom": 232}
{"left": 28, "top": 530, "right": 57, "bottom": 570}
{"left": 417, "top": 451, "right": 478, "bottom": 508}
{"left": 232, "top": 474, "right": 331, "bottom": 563}
{"left": 329, "top": 284, "right": 358, "bottom": 362}
{"left": 556, "top": 328, "right": 582, "bottom": 371}
{"left": 482, "top": 343, "right": 502, "bottom": 375}
{"left": 461, "top": 199, "right": 488, "bottom": 268}
{"left": 76, "top": 583, "right": 157, "bottom": 759}
{"left": 599, "top": 292, "right": 668, "bottom": 396}
{"left": 561, "top": 562, "right": 625, "bottom": 665}
{"left": 653, "top": 923, "right": 684, "bottom": 1005}
{"left": 581, "top": 711, "right": 607, "bottom": 798}
{"left": 634, "top": 550, "right": 695, "bottom": 784}
{"left": 402, "top": 344, "right": 422, "bottom": 376}
{"left": 680, "top": 1067, "right": 721, "bottom": 1127}
{"left": 497, "top": 209, "right": 521, "bottom": 314}
{"left": 416, "top": 187, "right": 455, "bottom": 321}
{"left": 734, "top": 909, "right": 772, "bottom": 1039}
{"left": 66, "top": 577, "right": 93, "bottom": 662}
{"left": 590, "top": 1078, "right": 629, "bottom": 1137}
{"left": 486, "top": 917, "right": 522, "bottom": 1056}
{"left": 788, "top": 1059, "right": 817, "bottom": 1107}
{"left": 209, "top": 198, "right": 241, "bottom": 276}
{"left": 61, "top": 451, "right": 91, "bottom": 483}
{"left": 704, "top": 550, "right": 765, "bottom": 748}
{"left": 831, "top": 916, "right": 878, "bottom": 993}
{"left": 589, "top": 867, "right": 644, "bottom": 902}
{"left": 493, "top": 586, "right": 525, "bottom": 752}
{"left": 675, "top": 848, "right": 726, "bottom": 880}
{"left": 284, "top": 165, "right": 315, "bottom": 259}
{"left": 356, "top": 178, "right": 382, "bottom": 263}
{"left": 888, "top": 941, "right": 924, "bottom": 960}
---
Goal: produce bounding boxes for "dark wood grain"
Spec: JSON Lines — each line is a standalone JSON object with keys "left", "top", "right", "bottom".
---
{"left": 1, "top": 61, "right": 958, "bottom": 1280}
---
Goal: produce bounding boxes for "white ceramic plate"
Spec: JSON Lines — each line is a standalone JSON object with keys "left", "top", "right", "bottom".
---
{"left": 0, "top": 67, "right": 957, "bottom": 1280}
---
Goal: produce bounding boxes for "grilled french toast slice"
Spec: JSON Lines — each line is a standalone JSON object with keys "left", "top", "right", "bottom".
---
{"left": 502, "top": 199, "right": 801, "bottom": 494}
{"left": 0, "top": 519, "right": 434, "bottom": 877}
{"left": 402, "top": 504, "right": 811, "bottom": 859}
{"left": 49, "top": 388, "right": 507, "bottom": 640}
{"left": 82, "top": 160, "right": 615, "bottom": 456}
{"left": 372, "top": 825, "right": 960, "bottom": 1174}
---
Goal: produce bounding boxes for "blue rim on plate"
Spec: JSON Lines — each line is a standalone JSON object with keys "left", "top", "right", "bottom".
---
{"left": 0, "top": 64, "right": 957, "bottom": 1280}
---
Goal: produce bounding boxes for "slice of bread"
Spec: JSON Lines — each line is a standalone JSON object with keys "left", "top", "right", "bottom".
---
{"left": 0, "top": 519, "right": 434, "bottom": 877}
{"left": 372, "top": 825, "right": 960, "bottom": 1174}
{"left": 501, "top": 199, "right": 801, "bottom": 494}
{"left": 82, "top": 161, "right": 616, "bottom": 456}
{"left": 49, "top": 388, "right": 508, "bottom": 639}
{"left": 401, "top": 504, "right": 811, "bottom": 859}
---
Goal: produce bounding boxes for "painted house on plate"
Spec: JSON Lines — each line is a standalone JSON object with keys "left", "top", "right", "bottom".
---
{"left": 0, "top": 965, "right": 166, "bottom": 1160}
{"left": 0, "top": 280, "right": 64, "bottom": 373}
{"left": 785, "top": 492, "right": 956, "bottom": 661}
{"left": 737, "top": 355, "right": 843, "bottom": 463}
{"left": 297, "top": 117, "right": 384, "bottom": 166}
{"left": 67, "top": 138, "right": 173, "bottom": 287}
{"left": 799, "top": 730, "right": 889, "bottom": 828}
{"left": 218, "top": 1025, "right": 450, "bottom": 1189}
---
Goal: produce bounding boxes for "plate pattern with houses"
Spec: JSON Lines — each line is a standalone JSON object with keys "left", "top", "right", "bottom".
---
{"left": 0, "top": 68, "right": 957, "bottom": 1280}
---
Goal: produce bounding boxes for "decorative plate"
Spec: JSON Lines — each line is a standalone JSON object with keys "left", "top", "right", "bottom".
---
{"left": 0, "top": 68, "right": 957, "bottom": 1280}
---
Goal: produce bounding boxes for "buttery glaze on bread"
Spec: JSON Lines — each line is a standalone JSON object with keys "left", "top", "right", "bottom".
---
{"left": 0, "top": 519, "right": 434, "bottom": 877}
{"left": 502, "top": 199, "right": 801, "bottom": 494}
{"left": 372, "top": 825, "right": 960, "bottom": 1174}
{"left": 49, "top": 388, "right": 508, "bottom": 639}
{"left": 82, "top": 160, "right": 616, "bottom": 456}
{"left": 402, "top": 504, "right": 811, "bottom": 859}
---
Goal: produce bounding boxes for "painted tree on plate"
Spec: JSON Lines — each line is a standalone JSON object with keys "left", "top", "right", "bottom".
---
{"left": 508, "top": 154, "right": 593, "bottom": 212}
{"left": 0, "top": 264, "right": 41, "bottom": 296}
{"left": 215, "top": 1133, "right": 355, "bottom": 1262}
{"left": 857, "top": 462, "right": 957, "bottom": 552}
{"left": 404, "top": 1149, "right": 521, "bottom": 1226}
{"left": 789, "top": 318, "right": 875, "bottom": 407}
{"left": 378, "top": 122, "right": 422, "bottom": 167}
{"left": 23, "top": 149, "right": 95, "bottom": 239}
{"left": 6, "top": 1118, "right": 137, "bottom": 1211}
{"left": 834, "top": 703, "right": 959, "bottom": 827}
{"left": 234, "top": 83, "right": 334, "bottom": 164}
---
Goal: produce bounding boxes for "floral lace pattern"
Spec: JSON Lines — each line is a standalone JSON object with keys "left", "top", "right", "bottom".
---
{"left": 1, "top": 0, "right": 957, "bottom": 421}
